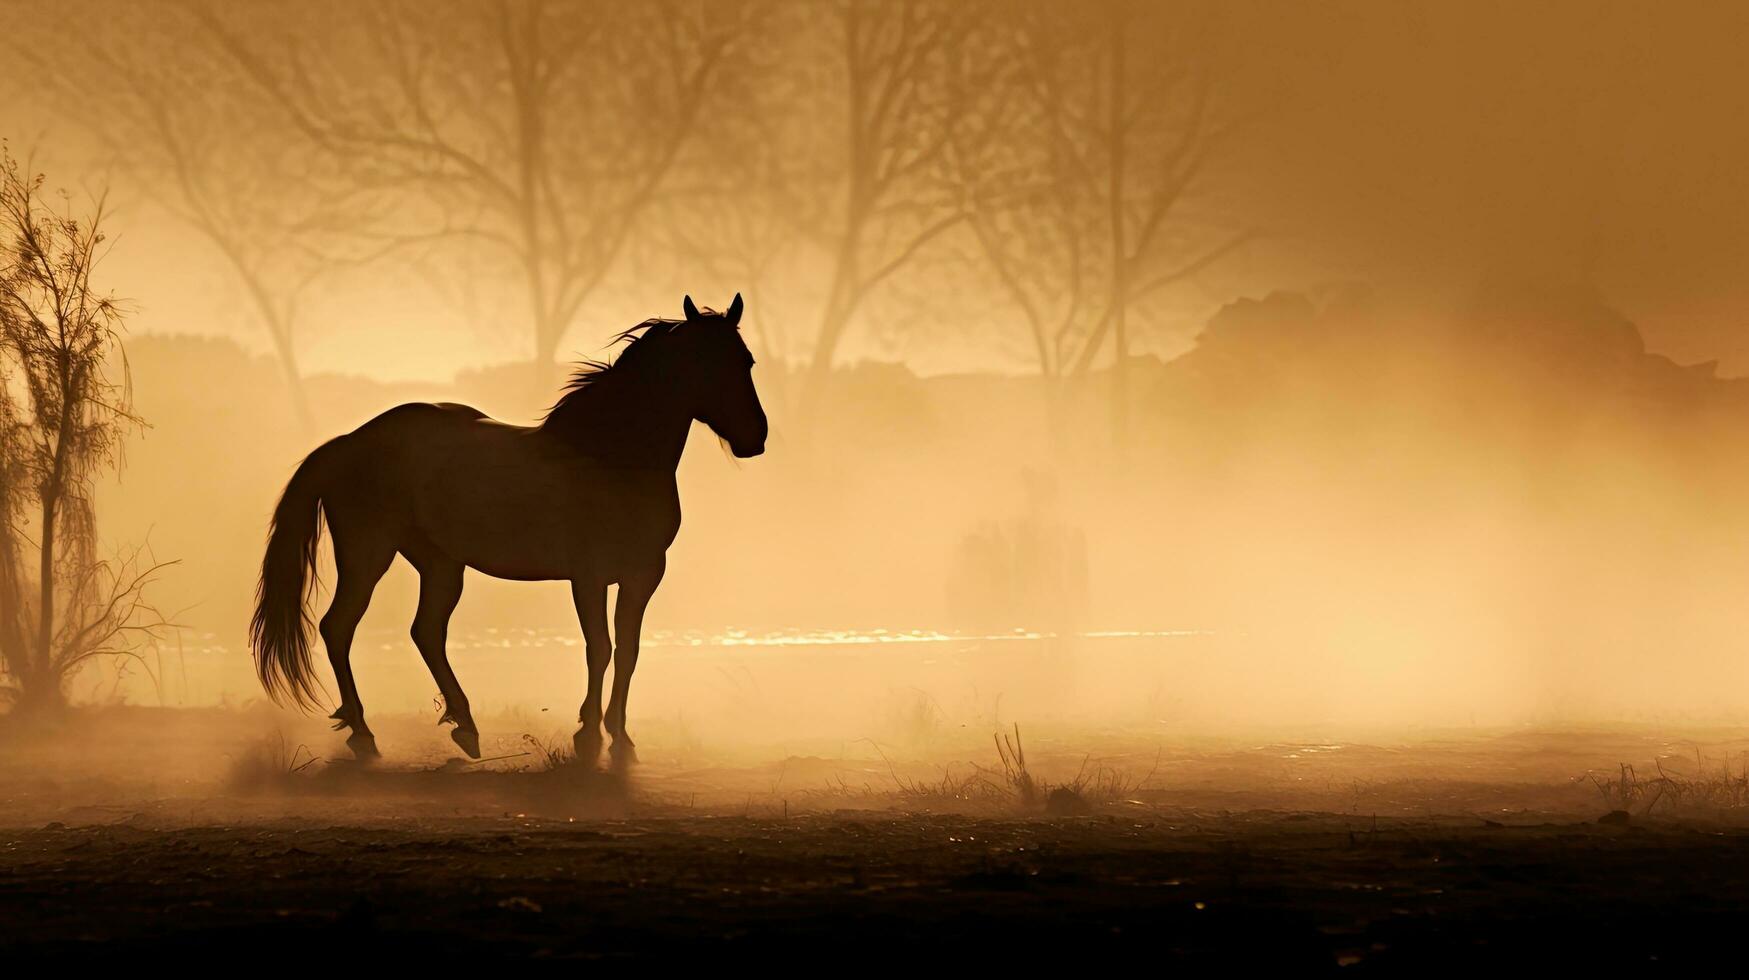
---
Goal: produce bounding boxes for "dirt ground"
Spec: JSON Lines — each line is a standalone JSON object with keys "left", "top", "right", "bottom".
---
{"left": 4, "top": 707, "right": 1749, "bottom": 967}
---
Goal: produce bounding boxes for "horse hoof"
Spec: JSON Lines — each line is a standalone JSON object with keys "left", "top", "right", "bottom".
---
{"left": 451, "top": 727, "right": 481, "bottom": 760}
{"left": 609, "top": 740, "right": 639, "bottom": 768}
{"left": 573, "top": 730, "right": 602, "bottom": 767}
{"left": 346, "top": 733, "right": 380, "bottom": 761}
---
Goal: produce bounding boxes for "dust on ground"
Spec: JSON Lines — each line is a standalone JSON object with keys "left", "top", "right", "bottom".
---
{"left": 4, "top": 707, "right": 1749, "bottom": 966}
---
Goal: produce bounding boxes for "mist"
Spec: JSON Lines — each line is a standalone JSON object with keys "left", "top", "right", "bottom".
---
{"left": 10, "top": 1, "right": 1749, "bottom": 967}
{"left": 3, "top": 0, "right": 1735, "bottom": 735}
{"left": 0, "top": 0, "right": 1741, "bottom": 741}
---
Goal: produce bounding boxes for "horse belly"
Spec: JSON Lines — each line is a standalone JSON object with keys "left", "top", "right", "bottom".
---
{"left": 413, "top": 468, "right": 584, "bottom": 580}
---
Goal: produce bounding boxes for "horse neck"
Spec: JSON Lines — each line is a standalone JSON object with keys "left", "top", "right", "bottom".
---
{"left": 541, "top": 368, "right": 692, "bottom": 471}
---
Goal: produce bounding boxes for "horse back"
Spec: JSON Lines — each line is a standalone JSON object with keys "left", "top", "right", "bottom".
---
{"left": 333, "top": 401, "right": 679, "bottom": 580}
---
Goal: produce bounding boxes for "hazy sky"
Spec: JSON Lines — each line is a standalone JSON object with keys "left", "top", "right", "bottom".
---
{"left": 1237, "top": 1, "right": 1749, "bottom": 369}
{"left": 6, "top": 0, "right": 1747, "bottom": 379}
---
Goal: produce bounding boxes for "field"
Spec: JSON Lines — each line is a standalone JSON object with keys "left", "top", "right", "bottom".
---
{"left": 5, "top": 699, "right": 1749, "bottom": 967}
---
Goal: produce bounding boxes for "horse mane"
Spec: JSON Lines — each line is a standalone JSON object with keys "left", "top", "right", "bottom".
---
{"left": 544, "top": 317, "right": 680, "bottom": 416}
{"left": 539, "top": 310, "right": 732, "bottom": 432}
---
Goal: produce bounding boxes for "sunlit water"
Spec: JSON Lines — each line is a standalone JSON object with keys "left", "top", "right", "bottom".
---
{"left": 83, "top": 621, "right": 1604, "bottom": 739}
{"left": 106, "top": 627, "right": 1225, "bottom": 723}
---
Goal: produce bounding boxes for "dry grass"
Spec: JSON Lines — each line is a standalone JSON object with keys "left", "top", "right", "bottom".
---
{"left": 882, "top": 688, "right": 947, "bottom": 747}
{"left": 522, "top": 733, "right": 575, "bottom": 772}
{"left": 1583, "top": 750, "right": 1749, "bottom": 818}
{"left": 223, "top": 730, "right": 321, "bottom": 791}
{"left": 849, "top": 724, "right": 1157, "bottom": 814}
{"left": 993, "top": 725, "right": 1040, "bottom": 804}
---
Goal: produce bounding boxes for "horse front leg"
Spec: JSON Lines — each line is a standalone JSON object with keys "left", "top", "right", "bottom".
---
{"left": 606, "top": 559, "right": 665, "bottom": 768}
{"left": 572, "top": 578, "right": 611, "bottom": 767}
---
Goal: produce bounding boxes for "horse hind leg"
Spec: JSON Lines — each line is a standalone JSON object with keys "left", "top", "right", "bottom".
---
{"left": 409, "top": 558, "right": 478, "bottom": 759}
{"left": 320, "top": 533, "right": 394, "bottom": 760}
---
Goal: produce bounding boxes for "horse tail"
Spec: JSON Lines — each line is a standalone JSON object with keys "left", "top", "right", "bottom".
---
{"left": 249, "top": 440, "right": 343, "bottom": 709}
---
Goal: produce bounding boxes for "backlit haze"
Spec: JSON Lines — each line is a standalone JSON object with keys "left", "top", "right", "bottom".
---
{"left": 5, "top": 0, "right": 1749, "bottom": 745}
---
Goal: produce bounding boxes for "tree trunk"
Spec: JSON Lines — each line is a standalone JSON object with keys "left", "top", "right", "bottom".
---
{"left": 224, "top": 248, "right": 314, "bottom": 431}
{"left": 803, "top": 187, "right": 870, "bottom": 420}
{"left": 273, "top": 333, "right": 314, "bottom": 431}
{"left": 32, "top": 490, "right": 58, "bottom": 711}
{"left": 1106, "top": 11, "right": 1130, "bottom": 449}
{"left": 14, "top": 664, "right": 67, "bottom": 714}
{"left": 804, "top": 294, "right": 853, "bottom": 412}
{"left": 0, "top": 480, "right": 30, "bottom": 681}
{"left": 533, "top": 305, "right": 570, "bottom": 413}
{"left": 31, "top": 358, "right": 74, "bottom": 713}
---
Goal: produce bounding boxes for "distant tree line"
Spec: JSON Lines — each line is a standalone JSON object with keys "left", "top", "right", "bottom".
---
{"left": 19, "top": 0, "right": 1264, "bottom": 437}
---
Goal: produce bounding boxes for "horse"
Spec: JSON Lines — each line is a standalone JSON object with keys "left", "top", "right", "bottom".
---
{"left": 248, "top": 295, "right": 766, "bottom": 765}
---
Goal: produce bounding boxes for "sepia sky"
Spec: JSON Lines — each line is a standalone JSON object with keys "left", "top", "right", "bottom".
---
{"left": 3, "top": 0, "right": 1746, "bottom": 379}
{"left": 1236, "top": 1, "right": 1749, "bottom": 369}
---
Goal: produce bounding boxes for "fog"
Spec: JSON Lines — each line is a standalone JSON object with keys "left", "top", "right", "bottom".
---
{"left": 5, "top": 0, "right": 1749, "bottom": 749}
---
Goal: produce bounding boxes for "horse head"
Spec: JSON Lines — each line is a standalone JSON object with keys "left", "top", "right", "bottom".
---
{"left": 681, "top": 293, "right": 767, "bottom": 458}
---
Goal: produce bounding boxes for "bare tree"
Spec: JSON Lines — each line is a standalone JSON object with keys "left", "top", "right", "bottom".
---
{"left": 960, "top": 1, "right": 1259, "bottom": 437}
{"left": 0, "top": 148, "right": 172, "bottom": 712}
{"left": 19, "top": 1, "right": 391, "bottom": 429}
{"left": 651, "top": 164, "right": 806, "bottom": 417}
{"left": 794, "top": 0, "right": 985, "bottom": 404}
{"left": 193, "top": 0, "right": 754, "bottom": 382}
{"left": 644, "top": 3, "right": 825, "bottom": 420}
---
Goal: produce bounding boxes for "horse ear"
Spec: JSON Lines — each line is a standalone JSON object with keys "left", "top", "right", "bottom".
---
{"left": 726, "top": 293, "right": 744, "bottom": 326}
{"left": 683, "top": 295, "right": 701, "bottom": 321}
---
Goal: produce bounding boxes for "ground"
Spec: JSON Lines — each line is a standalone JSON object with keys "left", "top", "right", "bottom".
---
{"left": 4, "top": 707, "right": 1749, "bottom": 967}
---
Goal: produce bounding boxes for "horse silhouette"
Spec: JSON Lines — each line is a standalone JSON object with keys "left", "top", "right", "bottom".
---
{"left": 249, "top": 295, "right": 766, "bottom": 764}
